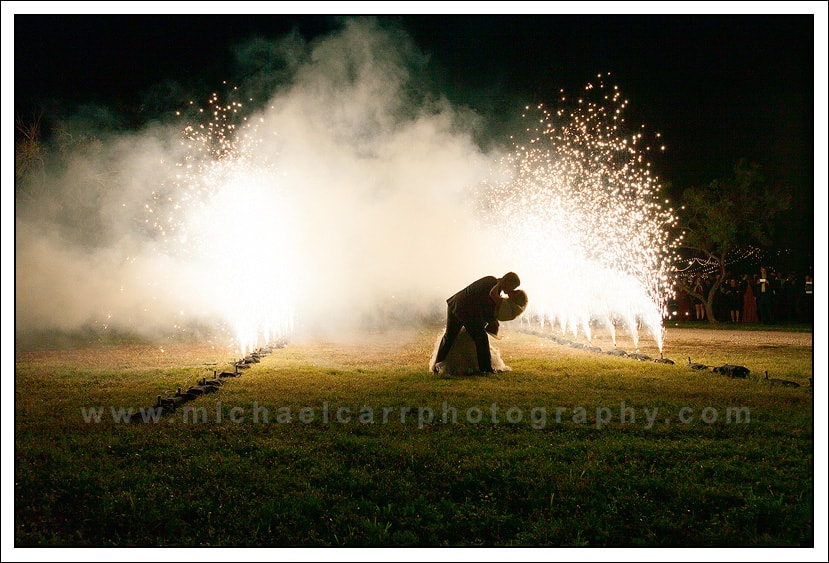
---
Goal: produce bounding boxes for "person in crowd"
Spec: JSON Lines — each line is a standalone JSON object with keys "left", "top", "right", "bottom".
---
{"left": 742, "top": 274, "right": 759, "bottom": 323}
{"left": 756, "top": 267, "right": 774, "bottom": 324}
{"left": 692, "top": 276, "right": 706, "bottom": 321}
{"left": 801, "top": 273, "right": 813, "bottom": 323}
{"left": 727, "top": 277, "right": 743, "bottom": 323}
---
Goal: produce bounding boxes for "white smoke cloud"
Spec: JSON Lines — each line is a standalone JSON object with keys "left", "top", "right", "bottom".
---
{"left": 12, "top": 17, "right": 675, "bottom": 354}
{"left": 13, "top": 18, "right": 513, "bottom": 349}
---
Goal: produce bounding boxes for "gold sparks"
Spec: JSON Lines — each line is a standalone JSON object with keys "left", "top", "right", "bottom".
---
{"left": 484, "top": 79, "right": 680, "bottom": 350}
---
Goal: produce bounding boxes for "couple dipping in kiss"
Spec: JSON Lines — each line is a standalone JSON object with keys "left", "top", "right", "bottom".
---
{"left": 429, "top": 272, "right": 528, "bottom": 375}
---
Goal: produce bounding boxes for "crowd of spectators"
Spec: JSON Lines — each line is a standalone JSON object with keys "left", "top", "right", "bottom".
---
{"left": 673, "top": 267, "right": 813, "bottom": 324}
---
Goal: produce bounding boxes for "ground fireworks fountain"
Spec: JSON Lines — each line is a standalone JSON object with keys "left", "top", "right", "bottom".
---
{"left": 483, "top": 75, "right": 679, "bottom": 352}
{"left": 149, "top": 86, "right": 297, "bottom": 356}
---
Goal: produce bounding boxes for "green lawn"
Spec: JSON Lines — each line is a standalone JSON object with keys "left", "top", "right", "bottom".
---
{"left": 14, "top": 325, "right": 814, "bottom": 546}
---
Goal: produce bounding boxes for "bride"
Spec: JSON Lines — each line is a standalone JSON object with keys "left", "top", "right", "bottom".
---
{"left": 429, "top": 290, "right": 527, "bottom": 375}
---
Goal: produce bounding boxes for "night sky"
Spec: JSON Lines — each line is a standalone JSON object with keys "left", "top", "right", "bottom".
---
{"left": 10, "top": 9, "right": 825, "bottom": 256}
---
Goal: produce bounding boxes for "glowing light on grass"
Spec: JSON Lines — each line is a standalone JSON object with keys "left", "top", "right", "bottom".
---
{"left": 484, "top": 75, "right": 679, "bottom": 351}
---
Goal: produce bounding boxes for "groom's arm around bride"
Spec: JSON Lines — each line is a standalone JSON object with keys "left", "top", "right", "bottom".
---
{"left": 434, "top": 272, "right": 521, "bottom": 374}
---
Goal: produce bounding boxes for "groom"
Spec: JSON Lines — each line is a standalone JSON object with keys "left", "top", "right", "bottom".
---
{"left": 434, "top": 272, "right": 521, "bottom": 374}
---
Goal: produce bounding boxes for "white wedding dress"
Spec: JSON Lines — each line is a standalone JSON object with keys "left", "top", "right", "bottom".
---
{"left": 428, "top": 327, "right": 510, "bottom": 375}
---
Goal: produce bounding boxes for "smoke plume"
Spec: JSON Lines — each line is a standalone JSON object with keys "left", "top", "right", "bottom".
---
{"left": 14, "top": 18, "right": 511, "bottom": 348}
{"left": 14, "top": 17, "right": 677, "bottom": 354}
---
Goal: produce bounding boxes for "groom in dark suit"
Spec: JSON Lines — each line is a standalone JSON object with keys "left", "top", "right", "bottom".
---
{"left": 434, "top": 272, "right": 521, "bottom": 374}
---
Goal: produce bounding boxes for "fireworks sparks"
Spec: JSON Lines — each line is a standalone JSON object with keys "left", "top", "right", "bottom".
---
{"left": 147, "top": 85, "right": 296, "bottom": 356}
{"left": 133, "top": 74, "right": 678, "bottom": 355}
{"left": 484, "top": 75, "right": 680, "bottom": 351}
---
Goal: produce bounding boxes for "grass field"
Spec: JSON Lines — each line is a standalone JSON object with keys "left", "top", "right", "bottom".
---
{"left": 13, "top": 323, "right": 815, "bottom": 547}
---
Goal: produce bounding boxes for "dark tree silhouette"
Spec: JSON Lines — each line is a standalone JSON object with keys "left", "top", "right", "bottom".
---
{"left": 675, "top": 159, "right": 791, "bottom": 323}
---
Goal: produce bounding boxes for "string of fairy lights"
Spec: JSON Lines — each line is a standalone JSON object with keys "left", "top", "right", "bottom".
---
{"left": 674, "top": 246, "right": 798, "bottom": 278}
